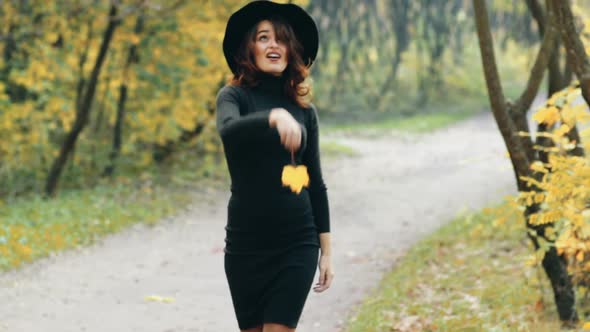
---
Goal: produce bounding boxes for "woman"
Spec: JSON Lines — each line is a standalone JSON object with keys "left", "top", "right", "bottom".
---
{"left": 216, "top": 1, "right": 334, "bottom": 331}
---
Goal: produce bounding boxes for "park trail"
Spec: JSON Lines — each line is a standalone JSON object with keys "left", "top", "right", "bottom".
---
{"left": 0, "top": 111, "right": 517, "bottom": 332}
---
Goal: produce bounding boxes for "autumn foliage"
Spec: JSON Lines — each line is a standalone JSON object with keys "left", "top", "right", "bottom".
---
{"left": 0, "top": 1, "right": 262, "bottom": 196}
{"left": 518, "top": 84, "right": 590, "bottom": 288}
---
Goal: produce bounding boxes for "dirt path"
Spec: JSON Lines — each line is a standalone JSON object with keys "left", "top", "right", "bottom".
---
{"left": 0, "top": 112, "right": 516, "bottom": 332}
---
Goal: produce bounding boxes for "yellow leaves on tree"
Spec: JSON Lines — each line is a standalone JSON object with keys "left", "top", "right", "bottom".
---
{"left": 522, "top": 83, "right": 590, "bottom": 285}
{"left": 532, "top": 106, "right": 560, "bottom": 126}
{"left": 1, "top": 0, "right": 254, "bottom": 190}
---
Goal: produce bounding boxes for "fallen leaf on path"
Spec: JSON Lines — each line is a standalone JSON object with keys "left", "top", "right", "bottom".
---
{"left": 534, "top": 298, "right": 544, "bottom": 312}
{"left": 145, "top": 295, "right": 175, "bottom": 303}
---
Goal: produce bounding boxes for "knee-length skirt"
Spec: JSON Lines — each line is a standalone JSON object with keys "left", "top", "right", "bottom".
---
{"left": 223, "top": 190, "right": 321, "bottom": 330}
{"left": 224, "top": 243, "right": 319, "bottom": 330}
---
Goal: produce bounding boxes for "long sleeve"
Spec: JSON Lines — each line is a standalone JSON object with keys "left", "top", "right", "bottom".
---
{"left": 302, "top": 103, "right": 330, "bottom": 233}
{"left": 215, "top": 85, "right": 277, "bottom": 146}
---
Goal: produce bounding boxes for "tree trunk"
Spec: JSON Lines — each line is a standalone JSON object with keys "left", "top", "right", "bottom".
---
{"left": 548, "top": 40, "right": 567, "bottom": 95}
{"left": 551, "top": 0, "right": 590, "bottom": 107}
{"left": 308, "top": 0, "right": 329, "bottom": 78}
{"left": 76, "top": 21, "right": 93, "bottom": 112}
{"left": 375, "top": 0, "right": 410, "bottom": 107}
{"left": 550, "top": 0, "right": 587, "bottom": 158}
{"left": 104, "top": 14, "right": 144, "bottom": 177}
{"left": 330, "top": 2, "right": 360, "bottom": 103}
{"left": 472, "top": 0, "right": 531, "bottom": 181}
{"left": 473, "top": 0, "right": 578, "bottom": 323}
{"left": 525, "top": 204, "right": 578, "bottom": 325}
{"left": 45, "top": 4, "right": 120, "bottom": 197}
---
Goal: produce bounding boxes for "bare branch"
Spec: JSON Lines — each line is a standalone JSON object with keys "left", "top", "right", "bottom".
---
{"left": 551, "top": 0, "right": 590, "bottom": 106}
{"left": 514, "top": 9, "right": 557, "bottom": 113}
{"left": 472, "top": 0, "right": 532, "bottom": 180}
{"left": 526, "top": 0, "right": 546, "bottom": 36}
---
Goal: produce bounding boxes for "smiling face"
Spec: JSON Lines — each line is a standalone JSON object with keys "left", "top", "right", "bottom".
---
{"left": 253, "top": 20, "right": 288, "bottom": 76}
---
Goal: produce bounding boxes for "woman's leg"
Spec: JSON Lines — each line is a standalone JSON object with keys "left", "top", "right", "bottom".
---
{"left": 241, "top": 325, "right": 263, "bottom": 332}
{"left": 262, "top": 323, "right": 295, "bottom": 332}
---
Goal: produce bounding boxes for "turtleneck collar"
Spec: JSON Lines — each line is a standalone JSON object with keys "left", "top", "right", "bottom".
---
{"left": 255, "top": 72, "right": 287, "bottom": 95}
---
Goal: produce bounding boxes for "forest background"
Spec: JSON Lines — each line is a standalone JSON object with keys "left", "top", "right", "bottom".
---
{"left": 4, "top": 0, "right": 590, "bottom": 329}
{"left": 0, "top": 0, "right": 564, "bottom": 198}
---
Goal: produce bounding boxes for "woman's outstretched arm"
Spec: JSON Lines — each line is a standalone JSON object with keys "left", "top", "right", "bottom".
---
{"left": 215, "top": 85, "right": 277, "bottom": 145}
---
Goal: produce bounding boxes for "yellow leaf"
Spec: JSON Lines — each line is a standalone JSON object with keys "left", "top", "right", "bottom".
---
{"left": 554, "top": 124, "right": 572, "bottom": 137}
{"left": 281, "top": 164, "right": 309, "bottom": 194}
{"left": 534, "top": 193, "right": 545, "bottom": 203}
{"left": 532, "top": 106, "right": 560, "bottom": 126}
{"left": 45, "top": 32, "right": 60, "bottom": 44}
{"left": 583, "top": 321, "right": 590, "bottom": 330}
{"left": 530, "top": 161, "right": 548, "bottom": 174}
{"left": 129, "top": 33, "right": 140, "bottom": 45}
{"left": 144, "top": 295, "right": 175, "bottom": 303}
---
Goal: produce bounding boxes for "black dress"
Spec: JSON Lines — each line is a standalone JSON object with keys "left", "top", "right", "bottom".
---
{"left": 215, "top": 73, "right": 331, "bottom": 330}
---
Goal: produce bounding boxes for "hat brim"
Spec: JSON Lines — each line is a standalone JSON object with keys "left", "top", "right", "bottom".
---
{"left": 222, "top": 1, "right": 319, "bottom": 75}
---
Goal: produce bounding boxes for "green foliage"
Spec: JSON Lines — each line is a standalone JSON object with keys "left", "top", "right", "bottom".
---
{"left": 319, "top": 140, "right": 358, "bottom": 158}
{"left": 323, "top": 101, "right": 483, "bottom": 136}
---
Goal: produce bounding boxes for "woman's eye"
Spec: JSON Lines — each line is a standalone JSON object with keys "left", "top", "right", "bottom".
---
{"left": 259, "top": 35, "right": 268, "bottom": 41}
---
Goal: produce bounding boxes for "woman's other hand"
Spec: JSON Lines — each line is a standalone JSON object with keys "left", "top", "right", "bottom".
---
{"left": 269, "top": 108, "right": 302, "bottom": 152}
{"left": 313, "top": 254, "right": 334, "bottom": 293}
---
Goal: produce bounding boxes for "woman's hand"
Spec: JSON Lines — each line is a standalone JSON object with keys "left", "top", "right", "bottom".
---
{"left": 313, "top": 254, "right": 334, "bottom": 293}
{"left": 269, "top": 108, "right": 302, "bottom": 152}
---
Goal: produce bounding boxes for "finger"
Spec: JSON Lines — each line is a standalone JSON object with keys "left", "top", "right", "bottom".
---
{"left": 294, "top": 127, "right": 301, "bottom": 151}
{"left": 285, "top": 129, "right": 294, "bottom": 151}
{"left": 283, "top": 129, "right": 291, "bottom": 148}
{"left": 289, "top": 127, "right": 298, "bottom": 151}
{"left": 318, "top": 268, "right": 326, "bottom": 286}
{"left": 279, "top": 126, "right": 286, "bottom": 145}
{"left": 313, "top": 283, "right": 327, "bottom": 293}
{"left": 316, "top": 274, "right": 332, "bottom": 292}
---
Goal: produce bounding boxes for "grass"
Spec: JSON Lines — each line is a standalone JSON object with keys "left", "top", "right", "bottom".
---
{"left": 0, "top": 145, "right": 233, "bottom": 272}
{"left": 322, "top": 96, "right": 487, "bottom": 136}
{"left": 0, "top": 179, "right": 195, "bottom": 271}
{"left": 320, "top": 140, "right": 359, "bottom": 158}
{"left": 344, "top": 202, "right": 590, "bottom": 332}
{"left": 324, "top": 110, "right": 478, "bottom": 134}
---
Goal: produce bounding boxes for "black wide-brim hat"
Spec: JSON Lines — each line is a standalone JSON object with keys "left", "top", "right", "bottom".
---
{"left": 222, "top": 0, "right": 319, "bottom": 75}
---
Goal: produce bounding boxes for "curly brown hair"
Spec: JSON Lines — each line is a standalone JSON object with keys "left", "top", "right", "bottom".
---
{"left": 230, "top": 15, "right": 312, "bottom": 108}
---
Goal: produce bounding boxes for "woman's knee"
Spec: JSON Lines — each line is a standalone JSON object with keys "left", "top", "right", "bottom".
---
{"left": 241, "top": 325, "right": 263, "bottom": 332}
{"left": 263, "top": 323, "right": 295, "bottom": 332}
